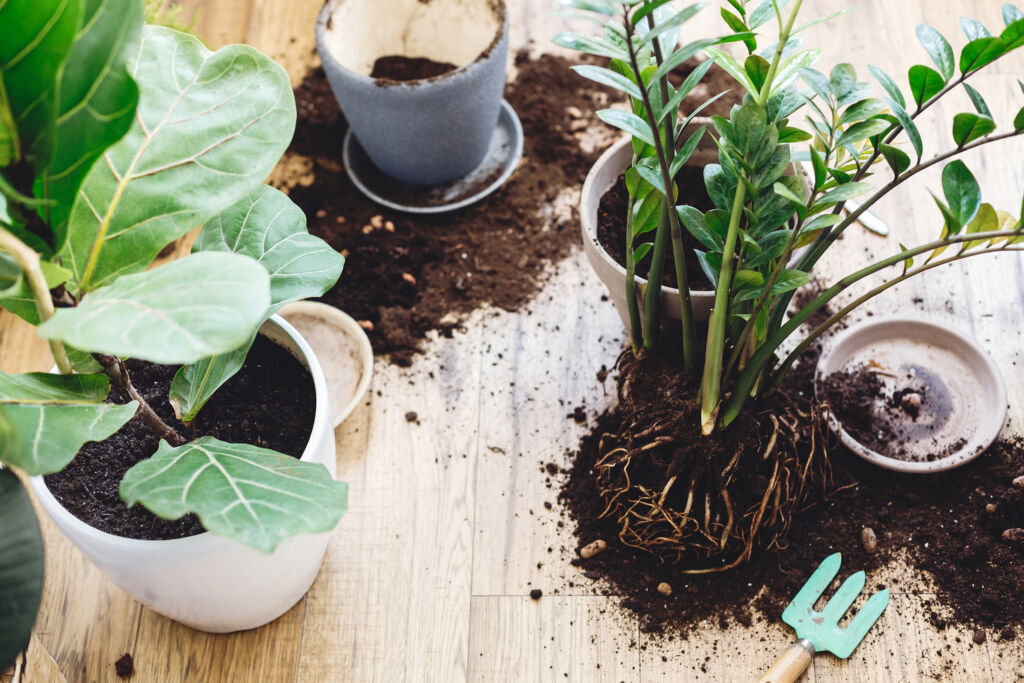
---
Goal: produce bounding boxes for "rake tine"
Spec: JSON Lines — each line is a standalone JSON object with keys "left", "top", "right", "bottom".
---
{"left": 783, "top": 552, "right": 841, "bottom": 618}
{"left": 820, "top": 570, "right": 866, "bottom": 624}
{"left": 834, "top": 589, "right": 891, "bottom": 659}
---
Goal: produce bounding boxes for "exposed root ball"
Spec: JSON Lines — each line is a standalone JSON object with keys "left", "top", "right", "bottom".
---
{"left": 593, "top": 351, "right": 834, "bottom": 572}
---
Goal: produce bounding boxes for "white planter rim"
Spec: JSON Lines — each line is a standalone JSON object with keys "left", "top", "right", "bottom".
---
{"left": 28, "top": 313, "right": 331, "bottom": 550}
{"left": 815, "top": 315, "right": 1008, "bottom": 473}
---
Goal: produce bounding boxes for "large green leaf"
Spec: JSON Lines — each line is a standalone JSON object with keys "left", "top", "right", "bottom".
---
{"left": 0, "top": 0, "right": 81, "bottom": 169}
{"left": 38, "top": 251, "right": 271, "bottom": 364}
{"left": 908, "top": 65, "right": 945, "bottom": 107}
{"left": 0, "top": 371, "right": 137, "bottom": 475}
{"left": 41, "top": 0, "right": 142, "bottom": 244}
{"left": 915, "top": 23, "right": 954, "bottom": 79}
{"left": 941, "top": 160, "right": 981, "bottom": 229}
{"left": 120, "top": 436, "right": 348, "bottom": 552}
{"left": 952, "top": 112, "right": 996, "bottom": 146}
{"left": 0, "top": 468, "right": 44, "bottom": 670}
{"left": 168, "top": 186, "right": 344, "bottom": 422}
{"left": 61, "top": 26, "right": 296, "bottom": 293}
{"left": 193, "top": 185, "right": 344, "bottom": 314}
{"left": 960, "top": 36, "right": 1005, "bottom": 73}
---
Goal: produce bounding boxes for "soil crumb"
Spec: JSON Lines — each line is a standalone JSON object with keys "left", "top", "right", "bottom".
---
{"left": 114, "top": 653, "right": 133, "bottom": 678}
{"left": 45, "top": 336, "right": 315, "bottom": 541}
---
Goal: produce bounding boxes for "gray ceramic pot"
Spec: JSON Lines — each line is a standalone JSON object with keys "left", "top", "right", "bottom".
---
{"left": 315, "top": 0, "right": 508, "bottom": 185}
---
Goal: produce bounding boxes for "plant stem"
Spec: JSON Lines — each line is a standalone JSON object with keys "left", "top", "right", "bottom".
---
{"left": 94, "top": 354, "right": 187, "bottom": 446}
{"left": 643, "top": 204, "right": 670, "bottom": 350}
{"left": 698, "top": 0, "right": 804, "bottom": 433}
{"left": 720, "top": 228, "right": 1024, "bottom": 426}
{"left": 624, "top": 189, "right": 643, "bottom": 351}
{"left": 0, "top": 227, "right": 72, "bottom": 373}
{"left": 626, "top": 7, "right": 697, "bottom": 364}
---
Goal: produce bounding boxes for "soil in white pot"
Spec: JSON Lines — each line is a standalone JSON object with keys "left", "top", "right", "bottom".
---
{"left": 596, "top": 170, "right": 716, "bottom": 290}
{"left": 370, "top": 56, "right": 457, "bottom": 82}
{"left": 44, "top": 336, "right": 315, "bottom": 540}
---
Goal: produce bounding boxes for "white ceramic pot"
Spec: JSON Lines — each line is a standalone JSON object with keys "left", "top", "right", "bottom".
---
{"left": 28, "top": 315, "right": 338, "bottom": 633}
{"left": 580, "top": 131, "right": 807, "bottom": 329}
{"left": 816, "top": 316, "right": 1007, "bottom": 473}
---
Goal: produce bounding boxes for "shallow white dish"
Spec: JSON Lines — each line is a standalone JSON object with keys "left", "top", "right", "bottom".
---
{"left": 278, "top": 301, "right": 374, "bottom": 428}
{"left": 816, "top": 316, "right": 1007, "bottom": 473}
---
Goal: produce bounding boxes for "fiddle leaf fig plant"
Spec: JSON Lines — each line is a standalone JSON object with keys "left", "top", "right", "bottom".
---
{"left": 0, "top": 0, "right": 347, "bottom": 576}
{"left": 560, "top": 0, "right": 1024, "bottom": 571}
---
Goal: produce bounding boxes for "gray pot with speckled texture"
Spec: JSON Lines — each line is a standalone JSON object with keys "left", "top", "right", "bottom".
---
{"left": 315, "top": 0, "right": 508, "bottom": 185}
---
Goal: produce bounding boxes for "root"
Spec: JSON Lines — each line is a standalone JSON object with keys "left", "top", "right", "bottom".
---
{"left": 592, "top": 352, "right": 835, "bottom": 572}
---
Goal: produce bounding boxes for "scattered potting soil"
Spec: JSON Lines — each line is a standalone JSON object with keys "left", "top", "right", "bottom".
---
{"left": 370, "top": 55, "right": 457, "bottom": 82}
{"left": 284, "top": 52, "right": 739, "bottom": 365}
{"left": 44, "top": 336, "right": 316, "bottom": 541}
{"left": 561, "top": 342, "right": 1024, "bottom": 638}
{"left": 596, "top": 171, "right": 715, "bottom": 289}
{"left": 114, "top": 653, "right": 133, "bottom": 679}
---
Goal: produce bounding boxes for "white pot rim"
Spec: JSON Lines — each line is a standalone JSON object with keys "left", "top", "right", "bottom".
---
{"left": 815, "top": 315, "right": 1008, "bottom": 473}
{"left": 580, "top": 135, "right": 686, "bottom": 296}
{"left": 28, "top": 313, "right": 331, "bottom": 550}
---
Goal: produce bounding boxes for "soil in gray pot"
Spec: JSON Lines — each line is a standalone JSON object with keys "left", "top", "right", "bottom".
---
{"left": 370, "top": 55, "right": 457, "bottom": 82}
{"left": 44, "top": 336, "right": 316, "bottom": 541}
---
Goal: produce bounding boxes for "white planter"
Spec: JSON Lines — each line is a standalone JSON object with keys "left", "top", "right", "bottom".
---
{"left": 580, "top": 131, "right": 806, "bottom": 328}
{"left": 28, "top": 315, "right": 338, "bottom": 633}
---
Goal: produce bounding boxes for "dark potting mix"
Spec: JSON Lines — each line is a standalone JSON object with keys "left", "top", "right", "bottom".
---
{"left": 46, "top": 336, "right": 315, "bottom": 541}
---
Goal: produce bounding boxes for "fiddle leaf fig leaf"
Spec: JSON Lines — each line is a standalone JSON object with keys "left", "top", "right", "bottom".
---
{"left": 0, "top": 468, "right": 44, "bottom": 671}
{"left": 908, "top": 64, "right": 945, "bottom": 107}
{"left": 41, "top": 0, "right": 143, "bottom": 244}
{"left": 39, "top": 252, "right": 271, "bottom": 364}
{"left": 193, "top": 185, "right": 345, "bottom": 314}
{"left": 169, "top": 185, "right": 345, "bottom": 422}
{"left": 0, "top": 0, "right": 81, "bottom": 170}
{"left": 0, "top": 371, "right": 138, "bottom": 475}
{"left": 0, "top": 256, "right": 71, "bottom": 325}
{"left": 61, "top": 26, "right": 296, "bottom": 293}
{"left": 915, "top": 23, "right": 955, "bottom": 80}
{"left": 952, "top": 112, "right": 996, "bottom": 146}
{"left": 941, "top": 160, "right": 981, "bottom": 229}
{"left": 120, "top": 436, "right": 349, "bottom": 552}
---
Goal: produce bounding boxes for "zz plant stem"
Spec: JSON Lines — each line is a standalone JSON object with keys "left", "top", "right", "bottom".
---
{"left": 624, "top": 6, "right": 697, "bottom": 366}
{"left": 700, "top": 0, "right": 803, "bottom": 434}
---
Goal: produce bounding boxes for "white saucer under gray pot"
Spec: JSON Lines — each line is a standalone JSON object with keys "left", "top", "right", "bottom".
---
{"left": 580, "top": 133, "right": 808, "bottom": 327}
{"left": 316, "top": 0, "right": 509, "bottom": 186}
{"left": 816, "top": 316, "right": 1007, "bottom": 473}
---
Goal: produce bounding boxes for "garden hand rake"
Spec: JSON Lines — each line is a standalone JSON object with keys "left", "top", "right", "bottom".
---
{"left": 758, "top": 553, "right": 890, "bottom": 683}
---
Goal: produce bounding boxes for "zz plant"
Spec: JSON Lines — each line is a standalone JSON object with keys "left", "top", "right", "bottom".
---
{"left": 0, "top": 0, "right": 347, "bottom": 663}
{"left": 559, "top": 0, "right": 1024, "bottom": 570}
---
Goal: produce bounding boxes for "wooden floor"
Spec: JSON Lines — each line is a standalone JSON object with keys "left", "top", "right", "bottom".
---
{"left": 3, "top": 0, "right": 1024, "bottom": 680}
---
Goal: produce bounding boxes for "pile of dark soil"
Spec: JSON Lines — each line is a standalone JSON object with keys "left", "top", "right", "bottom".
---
{"left": 561, "top": 344, "right": 1024, "bottom": 639}
{"left": 285, "top": 51, "right": 740, "bottom": 365}
{"left": 370, "top": 55, "right": 456, "bottom": 82}
{"left": 45, "top": 336, "right": 316, "bottom": 541}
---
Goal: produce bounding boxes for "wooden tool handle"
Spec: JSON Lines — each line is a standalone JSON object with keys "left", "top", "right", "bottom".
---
{"left": 757, "top": 639, "right": 814, "bottom": 683}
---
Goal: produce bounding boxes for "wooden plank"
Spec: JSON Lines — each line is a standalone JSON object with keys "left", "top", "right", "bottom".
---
{"left": 295, "top": 326, "right": 484, "bottom": 681}
{"left": 468, "top": 595, "right": 640, "bottom": 682}
{"left": 471, "top": 252, "right": 625, "bottom": 597}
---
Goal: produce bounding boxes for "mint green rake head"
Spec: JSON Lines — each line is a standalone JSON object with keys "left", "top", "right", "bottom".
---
{"left": 780, "top": 553, "right": 890, "bottom": 659}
